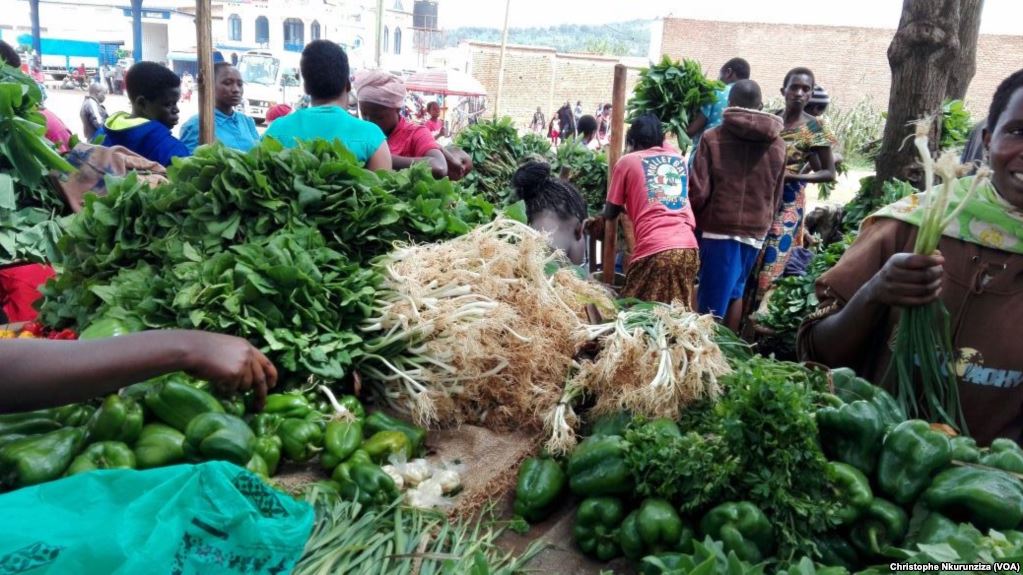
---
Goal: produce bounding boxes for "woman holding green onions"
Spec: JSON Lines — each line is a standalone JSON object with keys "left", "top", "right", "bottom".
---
{"left": 798, "top": 69, "right": 1023, "bottom": 445}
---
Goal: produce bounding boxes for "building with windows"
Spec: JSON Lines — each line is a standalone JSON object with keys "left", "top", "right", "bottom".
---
{"left": 379, "top": 0, "right": 415, "bottom": 72}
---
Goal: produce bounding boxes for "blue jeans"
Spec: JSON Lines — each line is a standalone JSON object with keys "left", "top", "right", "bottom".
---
{"left": 697, "top": 238, "right": 760, "bottom": 318}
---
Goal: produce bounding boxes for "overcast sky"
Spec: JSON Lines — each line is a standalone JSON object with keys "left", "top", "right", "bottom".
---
{"left": 437, "top": 0, "right": 1021, "bottom": 36}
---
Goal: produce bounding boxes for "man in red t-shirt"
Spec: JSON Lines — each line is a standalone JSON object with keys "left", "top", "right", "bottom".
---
{"left": 603, "top": 113, "right": 700, "bottom": 306}
{"left": 354, "top": 71, "right": 448, "bottom": 179}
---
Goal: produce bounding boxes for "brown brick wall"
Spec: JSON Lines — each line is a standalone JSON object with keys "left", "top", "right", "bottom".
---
{"left": 467, "top": 42, "right": 641, "bottom": 130}
{"left": 659, "top": 18, "right": 1023, "bottom": 116}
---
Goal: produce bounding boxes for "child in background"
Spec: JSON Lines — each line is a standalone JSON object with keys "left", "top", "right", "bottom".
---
{"left": 689, "top": 80, "right": 787, "bottom": 331}
{"left": 98, "top": 61, "right": 189, "bottom": 166}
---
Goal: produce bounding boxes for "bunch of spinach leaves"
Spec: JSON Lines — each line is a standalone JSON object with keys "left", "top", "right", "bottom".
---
{"left": 627, "top": 56, "right": 724, "bottom": 153}
{"left": 40, "top": 139, "right": 493, "bottom": 382}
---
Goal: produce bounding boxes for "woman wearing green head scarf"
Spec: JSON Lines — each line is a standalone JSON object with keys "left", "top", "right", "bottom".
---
{"left": 799, "top": 69, "right": 1023, "bottom": 446}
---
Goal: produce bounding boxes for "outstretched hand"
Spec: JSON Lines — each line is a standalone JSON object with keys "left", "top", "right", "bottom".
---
{"left": 184, "top": 332, "right": 278, "bottom": 411}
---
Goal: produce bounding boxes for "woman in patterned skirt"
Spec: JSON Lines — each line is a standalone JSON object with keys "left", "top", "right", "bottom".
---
{"left": 748, "top": 67, "right": 837, "bottom": 313}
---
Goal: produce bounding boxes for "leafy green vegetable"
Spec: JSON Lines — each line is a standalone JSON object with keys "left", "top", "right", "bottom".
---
{"left": 454, "top": 117, "right": 527, "bottom": 205}
{"left": 940, "top": 99, "right": 972, "bottom": 151}
{"left": 627, "top": 56, "right": 724, "bottom": 153}
{"left": 0, "top": 65, "right": 76, "bottom": 266}
{"left": 755, "top": 234, "right": 855, "bottom": 358}
{"left": 840, "top": 177, "right": 915, "bottom": 234}
{"left": 40, "top": 140, "right": 493, "bottom": 382}
{"left": 713, "top": 357, "right": 841, "bottom": 559}
{"left": 552, "top": 139, "right": 608, "bottom": 215}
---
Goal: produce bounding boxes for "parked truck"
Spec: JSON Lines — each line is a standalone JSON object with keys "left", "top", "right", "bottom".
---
{"left": 236, "top": 50, "right": 302, "bottom": 124}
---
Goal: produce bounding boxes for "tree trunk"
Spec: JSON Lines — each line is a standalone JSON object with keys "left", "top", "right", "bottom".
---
{"left": 945, "top": 0, "right": 984, "bottom": 101}
{"left": 871, "top": 0, "right": 983, "bottom": 195}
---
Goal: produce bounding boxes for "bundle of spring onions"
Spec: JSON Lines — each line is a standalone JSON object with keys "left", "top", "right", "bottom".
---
{"left": 544, "top": 302, "right": 730, "bottom": 455}
{"left": 357, "top": 218, "right": 613, "bottom": 431}
{"left": 890, "top": 121, "right": 992, "bottom": 431}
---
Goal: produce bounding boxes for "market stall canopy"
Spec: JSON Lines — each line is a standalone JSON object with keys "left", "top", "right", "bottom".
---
{"left": 405, "top": 69, "right": 487, "bottom": 97}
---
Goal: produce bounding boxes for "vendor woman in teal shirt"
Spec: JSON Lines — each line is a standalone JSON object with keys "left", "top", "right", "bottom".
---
{"left": 179, "top": 62, "right": 260, "bottom": 153}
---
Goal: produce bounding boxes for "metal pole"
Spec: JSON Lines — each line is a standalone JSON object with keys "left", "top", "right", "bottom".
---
{"left": 131, "top": 0, "right": 144, "bottom": 62}
{"left": 29, "top": 0, "right": 42, "bottom": 63}
{"left": 196, "top": 0, "right": 214, "bottom": 145}
{"left": 375, "top": 0, "right": 385, "bottom": 68}
{"left": 493, "top": 0, "right": 511, "bottom": 119}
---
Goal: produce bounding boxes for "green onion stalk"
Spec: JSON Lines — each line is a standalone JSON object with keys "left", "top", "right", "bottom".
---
{"left": 890, "top": 122, "right": 990, "bottom": 431}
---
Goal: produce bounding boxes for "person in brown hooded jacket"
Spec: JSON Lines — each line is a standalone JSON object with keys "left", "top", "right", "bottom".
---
{"left": 690, "top": 80, "right": 787, "bottom": 330}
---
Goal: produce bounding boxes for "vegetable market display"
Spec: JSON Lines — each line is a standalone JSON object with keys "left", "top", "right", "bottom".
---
{"left": 454, "top": 117, "right": 608, "bottom": 214}
{"left": 0, "top": 65, "right": 76, "bottom": 266}
{"left": 39, "top": 140, "right": 493, "bottom": 382}
{"left": 627, "top": 56, "right": 725, "bottom": 153}
{"left": 514, "top": 346, "right": 1023, "bottom": 574}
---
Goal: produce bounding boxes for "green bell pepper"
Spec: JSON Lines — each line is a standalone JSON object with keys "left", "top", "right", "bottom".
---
{"left": 145, "top": 378, "right": 224, "bottom": 431}
{"left": 573, "top": 496, "right": 627, "bottom": 561}
{"left": 246, "top": 453, "right": 270, "bottom": 477}
{"left": 641, "top": 418, "right": 683, "bottom": 439}
{"left": 335, "top": 395, "right": 366, "bottom": 422}
{"left": 950, "top": 436, "right": 981, "bottom": 463}
{"left": 590, "top": 411, "right": 631, "bottom": 438}
{"left": 979, "top": 438, "right": 1023, "bottom": 474}
{"left": 78, "top": 317, "right": 133, "bottom": 340}
{"left": 184, "top": 413, "right": 255, "bottom": 466}
{"left": 254, "top": 435, "right": 282, "bottom": 476}
{"left": 849, "top": 498, "right": 908, "bottom": 557}
{"left": 567, "top": 435, "right": 633, "bottom": 496}
{"left": 619, "top": 498, "right": 695, "bottom": 560}
{"left": 362, "top": 430, "right": 411, "bottom": 463}
{"left": 67, "top": 441, "right": 136, "bottom": 475}
{"left": 263, "top": 393, "right": 313, "bottom": 419}
{"left": 923, "top": 465, "right": 1023, "bottom": 531}
{"left": 0, "top": 416, "right": 62, "bottom": 437}
{"left": 334, "top": 462, "right": 400, "bottom": 506}
{"left": 347, "top": 449, "right": 372, "bottom": 466}
{"left": 364, "top": 412, "right": 425, "bottom": 456}
{"left": 814, "top": 534, "right": 860, "bottom": 571}
{"left": 513, "top": 456, "right": 566, "bottom": 523}
{"left": 52, "top": 404, "right": 95, "bottom": 427}
{"left": 0, "top": 427, "right": 84, "bottom": 487}
{"left": 831, "top": 368, "right": 906, "bottom": 427}
{"left": 87, "top": 394, "right": 144, "bottom": 444}
{"left": 134, "top": 423, "right": 186, "bottom": 469}
{"left": 279, "top": 417, "right": 324, "bottom": 463}
{"left": 906, "top": 506, "right": 959, "bottom": 546}
{"left": 0, "top": 434, "right": 28, "bottom": 450}
{"left": 249, "top": 413, "right": 283, "bottom": 437}
{"left": 219, "top": 396, "right": 246, "bottom": 418}
{"left": 828, "top": 461, "right": 873, "bottom": 526}
{"left": 816, "top": 400, "right": 886, "bottom": 475}
{"left": 876, "top": 420, "right": 952, "bottom": 505}
{"left": 699, "top": 501, "right": 775, "bottom": 563}
{"left": 321, "top": 420, "right": 363, "bottom": 471}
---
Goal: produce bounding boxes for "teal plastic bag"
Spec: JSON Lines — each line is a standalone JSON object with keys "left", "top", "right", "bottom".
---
{"left": 0, "top": 461, "right": 313, "bottom": 574}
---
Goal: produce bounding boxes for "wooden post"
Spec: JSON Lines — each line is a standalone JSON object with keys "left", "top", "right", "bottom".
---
{"left": 29, "top": 0, "right": 42, "bottom": 64}
{"left": 196, "top": 0, "right": 215, "bottom": 145}
{"left": 493, "top": 0, "right": 511, "bottom": 119}
{"left": 602, "top": 64, "right": 629, "bottom": 286}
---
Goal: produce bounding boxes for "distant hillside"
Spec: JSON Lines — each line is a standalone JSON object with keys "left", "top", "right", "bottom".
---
{"left": 436, "top": 20, "right": 651, "bottom": 57}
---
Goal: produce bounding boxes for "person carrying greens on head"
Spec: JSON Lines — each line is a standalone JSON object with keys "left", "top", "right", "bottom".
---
{"left": 798, "top": 69, "right": 1023, "bottom": 446}
{"left": 264, "top": 40, "right": 391, "bottom": 171}
{"left": 354, "top": 70, "right": 448, "bottom": 179}
{"left": 97, "top": 61, "right": 190, "bottom": 167}
{"left": 748, "top": 67, "right": 837, "bottom": 313}
{"left": 690, "top": 80, "right": 787, "bottom": 331}
{"left": 179, "top": 62, "right": 259, "bottom": 153}
{"left": 603, "top": 113, "right": 700, "bottom": 306}
{"left": 686, "top": 57, "right": 751, "bottom": 165}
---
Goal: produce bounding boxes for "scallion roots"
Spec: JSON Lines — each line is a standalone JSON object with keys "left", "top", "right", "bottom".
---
{"left": 358, "top": 218, "right": 612, "bottom": 431}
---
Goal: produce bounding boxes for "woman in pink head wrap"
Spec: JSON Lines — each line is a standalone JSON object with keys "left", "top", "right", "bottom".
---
{"left": 354, "top": 70, "right": 449, "bottom": 179}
